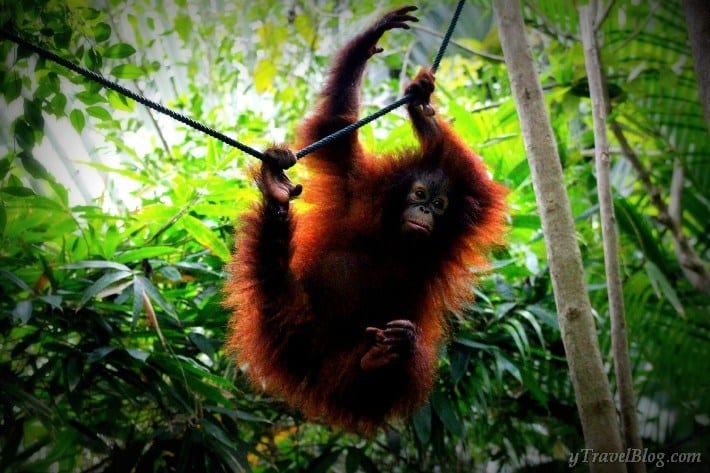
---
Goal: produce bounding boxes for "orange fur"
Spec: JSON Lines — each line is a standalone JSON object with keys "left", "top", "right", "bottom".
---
{"left": 223, "top": 7, "right": 506, "bottom": 434}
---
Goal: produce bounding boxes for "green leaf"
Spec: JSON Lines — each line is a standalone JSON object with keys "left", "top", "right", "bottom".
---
{"left": 93, "top": 22, "right": 111, "bottom": 42}
{"left": 179, "top": 215, "right": 231, "bottom": 262}
{"left": 495, "top": 301, "right": 517, "bottom": 317}
{"left": 63, "top": 260, "right": 132, "bottom": 271}
{"left": 104, "top": 43, "right": 136, "bottom": 59}
{"left": 132, "top": 275, "right": 145, "bottom": 324}
{"left": 19, "top": 152, "right": 50, "bottom": 180}
{"left": 86, "top": 105, "right": 112, "bottom": 121}
{"left": 14, "top": 118, "right": 35, "bottom": 149}
{"left": 1, "top": 186, "right": 35, "bottom": 197}
{"left": 44, "top": 73, "right": 60, "bottom": 93}
{"left": 494, "top": 352, "right": 522, "bottom": 383}
{"left": 358, "top": 453, "right": 381, "bottom": 473}
{"left": 201, "top": 420, "right": 247, "bottom": 471}
{"left": 12, "top": 300, "right": 33, "bottom": 323}
{"left": 233, "top": 411, "right": 269, "bottom": 423}
{"left": 512, "top": 214, "right": 542, "bottom": 229}
{"left": 126, "top": 348, "right": 149, "bottom": 362}
{"left": 294, "top": 14, "right": 317, "bottom": 44}
{"left": 107, "top": 89, "right": 135, "bottom": 111}
{"left": 503, "top": 319, "right": 530, "bottom": 357}
{"left": 4, "top": 76, "right": 21, "bottom": 102}
{"left": 189, "top": 332, "right": 214, "bottom": 358}
{"left": 65, "top": 356, "right": 83, "bottom": 391}
{"left": 69, "top": 109, "right": 86, "bottom": 133}
{"left": 455, "top": 337, "right": 496, "bottom": 352}
{"left": 521, "top": 369, "right": 548, "bottom": 408}
{"left": 136, "top": 275, "right": 176, "bottom": 318}
{"left": 430, "top": 390, "right": 463, "bottom": 437}
{"left": 307, "top": 449, "right": 342, "bottom": 473}
{"left": 50, "top": 93, "right": 67, "bottom": 115}
{"left": 110, "top": 64, "right": 144, "bottom": 79}
{"left": 49, "top": 180, "right": 69, "bottom": 206}
{"left": 53, "top": 29, "right": 71, "bottom": 49}
{"left": 81, "top": 7, "right": 101, "bottom": 20}
{"left": 38, "top": 295, "right": 62, "bottom": 310}
{"left": 449, "top": 348, "right": 470, "bottom": 384}
{"left": 615, "top": 197, "right": 668, "bottom": 270}
{"left": 516, "top": 309, "right": 545, "bottom": 345}
{"left": 345, "top": 448, "right": 362, "bottom": 473}
{"left": 0, "top": 269, "right": 32, "bottom": 292}
{"left": 87, "top": 346, "right": 115, "bottom": 363}
{"left": 645, "top": 261, "right": 685, "bottom": 316}
{"left": 412, "top": 402, "right": 432, "bottom": 444}
{"left": 0, "top": 205, "right": 5, "bottom": 236}
{"left": 174, "top": 14, "right": 192, "bottom": 43}
{"left": 115, "top": 246, "right": 176, "bottom": 263}
{"left": 85, "top": 48, "right": 102, "bottom": 70}
{"left": 526, "top": 304, "right": 559, "bottom": 329}
{"left": 79, "top": 270, "right": 133, "bottom": 307}
{"left": 254, "top": 59, "right": 277, "bottom": 93}
{"left": 0, "top": 158, "right": 10, "bottom": 179}
{"left": 24, "top": 98, "right": 44, "bottom": 128}
{"left": 35, "top": 81, "right": 54, "bottom": 101}
{"left": 507, "top": 157, "right": 532, "bottom": 187}
{"left": 160, "top": 266, "right": 181, "bottom": 282}
{"left": 205, "top": 406, "right": 271, "bottom": 424}
{"left": 201, "top": 419, "right": 235, "bottom": 448}
{"left": 76, "top": 91, "right": 105, "bottom": 105}
{"left": 10, "top": 194, "right": 64, "bottom": 212}
{"left": 174, "top": 261, "right": 224, "bottom": 277}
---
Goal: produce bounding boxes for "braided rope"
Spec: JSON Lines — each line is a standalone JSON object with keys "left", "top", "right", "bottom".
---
{"left": 0, "top": 29, "right": 266, "bottom": 160}
{"left": 295, "top": 0, "right": 466, "bottom": 159}
{"left": 430, "top": 0, "right": 466, "bottom": 73}
{"left": 1, "top": 0, "right": 466, "bottom": 162}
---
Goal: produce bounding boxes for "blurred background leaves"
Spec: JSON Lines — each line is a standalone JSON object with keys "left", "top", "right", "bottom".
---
{"left": 0, "top": 0, "right": 708, "bottom": 471}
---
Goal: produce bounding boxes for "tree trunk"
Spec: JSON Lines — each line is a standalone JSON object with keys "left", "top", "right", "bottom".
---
{"left": 492, "top": 1, "right": 625, "bottom": 471}
{"left": 683, "top": 0, "right": 710, "bottom": 130}
{"left": 579, "top": 6, "right": 646, "bottom": 473}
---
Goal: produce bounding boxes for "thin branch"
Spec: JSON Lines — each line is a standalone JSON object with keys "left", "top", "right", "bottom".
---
{"left": 524, "top": 1, "right": 578, "bottom": 42}
{"left": 398, "top": 41, "right": 416, "bottom": 96}
{"left": 146, "top": 194, "right": 201, "bottom": 245}
{"left": 409, "top": 24, "right": 504, "bottom": 62}
{"left": 594, "top": 0, "right": 617, "bottom": 30}
{"left": 609, "top": 1, "right": 661, "bottom": 55}
{"left": 470, "top": 101, "right": 505, "bottom": 114}
{"left": 105, "top": 7, "right": 176, "bottom": 162}
{"left": 611, "top": 121, "right": 710, "bottom": 294}
{"left": 581, "top": 148, "right": 667, "bottom": 157}
{"left": 609, "top": 122, "right": 665, "bottom": 213}
{"left": 669, "top": 158, "right": 683, "bottom": 227}
{"left": 580, "top": 6, "right": 646, "bottom": 470}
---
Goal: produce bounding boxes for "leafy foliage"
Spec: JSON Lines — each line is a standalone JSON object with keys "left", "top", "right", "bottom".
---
{"left": 1, "top": 0, "right": 708, "bottom": 472}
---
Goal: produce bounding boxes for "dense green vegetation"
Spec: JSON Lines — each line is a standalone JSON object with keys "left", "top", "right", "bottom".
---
{"left": 1, "top": 1, "right": 707, "bottom": 471}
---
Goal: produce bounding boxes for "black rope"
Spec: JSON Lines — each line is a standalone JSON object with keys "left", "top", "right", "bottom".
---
{"left": 295, "top": 0, "right": 466, "bottom": 159}
{"left": 0, "top": 0, "right": 465, "bottom": 162}
{"left": 296, "top": 96, "right": 412, "bottom": 159}
{"left": 430, "top": 0, "right": 466, "bottom": 73}
{"left": 0, "top": 29, "right": 266, "bottom": 161}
